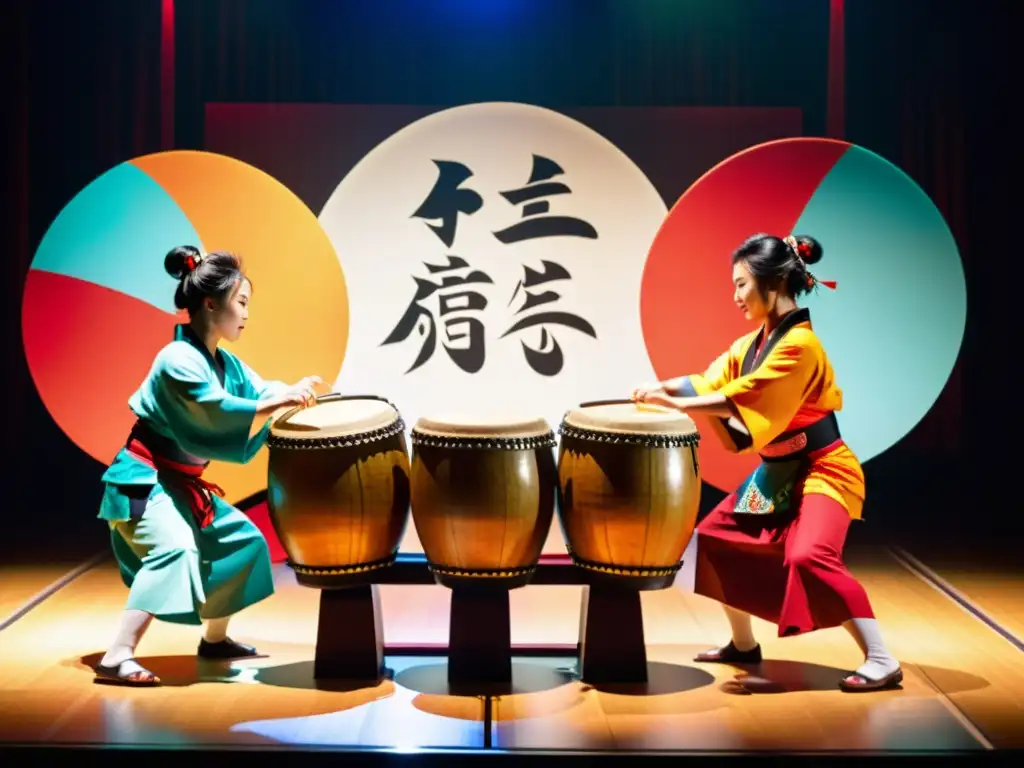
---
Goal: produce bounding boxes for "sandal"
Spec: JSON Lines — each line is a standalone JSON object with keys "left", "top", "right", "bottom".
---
{"left": 694, "top": 641, "right": 763, "bottom": 665}
{"left": 94, "top": 658, "right": 161, "bottom": 687}
{"left": 198, "top": 636, "right": 263, "bottom": 660}
{"left": 839, "top": 666, "right": 903, "bottom": 692}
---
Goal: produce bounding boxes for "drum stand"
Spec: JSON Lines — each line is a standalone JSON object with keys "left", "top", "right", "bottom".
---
{"left": 447, "top": 589, "right": 513, "bottom": 685}
{"left": 443, "top": 581, "right": 652, "bottom": 687}
{"left": 312, "top": 584, "right": 386, "bottom": 683}
{"left": 576, "top": 584, "right": 649, "bottom": 684}
{"left": 305, "top": 554, "right": 665, "bottom": 688}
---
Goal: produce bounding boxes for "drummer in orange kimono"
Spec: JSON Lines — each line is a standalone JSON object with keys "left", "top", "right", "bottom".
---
{"left": 631, "top": 233, "right": 902, "bottom": 691}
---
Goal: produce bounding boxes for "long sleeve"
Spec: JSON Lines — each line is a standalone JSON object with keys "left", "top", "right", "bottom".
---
{"left": 238, "top": 359, "right": 289, "bottom": 401}
{"left": 715, "top": 335, "right": 819, "bottom": 453}
{"left": 669, "top": 349, "right": 735, "bottom": 396}
{"left": 666, "top": 332, "right": 756, "bottom": 397}
{"left": 148, "top": 347, "right": 265, "bottom": 464}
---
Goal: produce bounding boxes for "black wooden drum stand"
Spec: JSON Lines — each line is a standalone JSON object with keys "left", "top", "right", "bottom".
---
{"left": 447, "top": 589, "right": 513, "bottom": 684}
{"left": 577, "top": 585, "right": 648, "bottom": 684}
{"left": 301, "top": 554, "right": 675, "bottom": 687}
{"left": 312, "top": 585, "right": 386, "bottom": 682}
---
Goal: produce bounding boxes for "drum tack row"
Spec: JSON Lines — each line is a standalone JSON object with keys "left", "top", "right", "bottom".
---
{"left": 264, "top": 394, "right": 704, "bottom": 687}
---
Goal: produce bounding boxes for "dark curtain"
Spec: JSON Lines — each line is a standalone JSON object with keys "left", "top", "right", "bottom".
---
{"left": 845, "top": 0, "right": 1014, "bottom": 535}
{"left": 173, "top": 0, "right": 829, "bottom": 141}
{"left": 2, "top": 0, "right": 1013, "bottom": 556}
{"left": 1, "top": 0, "right": 163, "bottom": 558}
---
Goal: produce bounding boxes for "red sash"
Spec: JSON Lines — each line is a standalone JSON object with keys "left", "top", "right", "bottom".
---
{"left": 126, "top": 437, "right": 225, "bottom": 529}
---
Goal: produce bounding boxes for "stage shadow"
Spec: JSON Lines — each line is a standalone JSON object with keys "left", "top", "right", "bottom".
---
{"left": 76, "top": 652, "right": 247, "bottom": 687}
{"left": 720, "top": 659, "right": 881, "bottom": 695}
{"left": 395, "top": 660, "right": 575, "bottom": 698}
{"left": 583, "top": 661, "right": 717, "bottom": 697}
{"left": 254, "top": 660, "right": 395, "bottom": 693}
{"left": 914, "top": 664, "right": 990, "bottom": 696}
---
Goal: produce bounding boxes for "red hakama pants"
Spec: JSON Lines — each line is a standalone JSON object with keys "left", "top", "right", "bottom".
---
{"left": 694, "top": 493, "right": 874, "bottom": 636}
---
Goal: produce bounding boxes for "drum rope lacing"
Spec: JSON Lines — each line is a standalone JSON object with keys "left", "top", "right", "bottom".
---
{"left": 410, "top": 432, "right": 557, "bottom": 450}
{"left": 267, "top": 417, "right": 407, "bottom": 450}
{"left": 428, "top": 563, "right": 536, "bottom": 579}
{"left": 566, "top": 547, "right": 683, "bottom": 578}
{"left": 290, "top": 553, "right": 397, "bottom": 577}
{"left": 558, "top": 421, "right": 701, "bottom": 448}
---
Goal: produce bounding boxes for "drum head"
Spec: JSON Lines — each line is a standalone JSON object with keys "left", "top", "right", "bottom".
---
{"left": 413, "top": 413, "right": 552, "bottom": 439}
{"left": 271, "top": 397, "right": 399, "bottom": 439}
{"left": 562, "top": 402, "right": 697, "bottom": 436}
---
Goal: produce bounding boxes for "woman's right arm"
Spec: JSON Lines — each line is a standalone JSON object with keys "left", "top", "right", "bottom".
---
{"left": 249, "top": 392, "right": 308, "bottom": 437}
{"left": 151, "top": 348, "right": 309, "bottom": 463}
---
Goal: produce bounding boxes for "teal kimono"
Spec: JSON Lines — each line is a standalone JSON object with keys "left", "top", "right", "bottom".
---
{"left": 98, "top": 325, "right": 286, "bottom": 625}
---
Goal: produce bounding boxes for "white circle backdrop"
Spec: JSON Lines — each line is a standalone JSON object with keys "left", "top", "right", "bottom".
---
{"left": 318, "top": 102, "right": 669, "bottom": 551}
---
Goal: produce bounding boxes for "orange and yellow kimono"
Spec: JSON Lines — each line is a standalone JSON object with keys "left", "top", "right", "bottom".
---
{"left": 675, "top": 308, "right": 876, "bottom": 636}
{"left": 679, "top": 308, "right": 865, "bottom": 519}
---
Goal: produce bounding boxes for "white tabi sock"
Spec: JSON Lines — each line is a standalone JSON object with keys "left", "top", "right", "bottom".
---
{"left": 844, "top": 618, "right": 900, "bottom": 680}
{"left": 724, "top": 606, "right": 758, "bottom": 652}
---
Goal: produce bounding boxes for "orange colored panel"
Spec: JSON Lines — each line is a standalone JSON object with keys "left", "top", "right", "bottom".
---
{"left": 131, "top": 151, "right": 349, "bottom": 502}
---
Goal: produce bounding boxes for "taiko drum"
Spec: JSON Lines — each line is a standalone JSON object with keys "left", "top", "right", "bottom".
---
{"left": 266, "top": 394, "right": 411, "bottom": 588}
{"left": 557, "top": 400, "right": 702, "bottom": 589}
{"left": 409, "top": 413, "right": 557, "bottom": 591}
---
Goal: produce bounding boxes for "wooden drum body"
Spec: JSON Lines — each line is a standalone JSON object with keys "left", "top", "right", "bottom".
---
{"left": 410, "top": 415, "right": 557, "bottom": 591}
{"left": 557, "top": 401, "right": 701, "bottom": 590}
{"left": 266, "top": 394, "right": 411, "bottom": 588}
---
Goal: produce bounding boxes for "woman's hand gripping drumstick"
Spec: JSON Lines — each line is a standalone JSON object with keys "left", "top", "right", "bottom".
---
{"left": 286, "top": 375, "right": 329, "bottom": 408}
{"left": 629, "top": 382, "right": 666, "bottom": 403}
{"left": 252, "top": 376, "right": 329, "bottom": 432}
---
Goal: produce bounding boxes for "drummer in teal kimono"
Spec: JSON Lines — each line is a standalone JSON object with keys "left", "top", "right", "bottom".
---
{"left": 94, "top": 245, "right": 325, "bottom": 687}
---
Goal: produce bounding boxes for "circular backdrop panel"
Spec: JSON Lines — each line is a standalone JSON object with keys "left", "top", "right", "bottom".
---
{"left": 641, "top": 138, "right": 966, "bottom": 492}
{"left": 320, "top": 102, "right": 668, "bottom": 442}
{"left": 22, "top": 150, "right": 349, "bottom": 503}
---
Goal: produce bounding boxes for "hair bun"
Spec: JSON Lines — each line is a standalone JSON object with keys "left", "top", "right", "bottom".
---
{"left": 164, "top": 245, "right": 202, "bottom": 280}
{"left": 793, "top": 235, "right": 824, "bottom": 266}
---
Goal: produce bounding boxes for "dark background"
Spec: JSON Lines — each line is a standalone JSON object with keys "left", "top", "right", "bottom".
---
{"left": 203, "top": 102, "right": 803, "bottom": 216}
{"left": 1, "top": 0, "right": 1014, "bottom": 561}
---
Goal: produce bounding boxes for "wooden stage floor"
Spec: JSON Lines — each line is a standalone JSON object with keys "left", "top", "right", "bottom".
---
{"left": 0, "top": 534, "right": 1021, "bottom": 759}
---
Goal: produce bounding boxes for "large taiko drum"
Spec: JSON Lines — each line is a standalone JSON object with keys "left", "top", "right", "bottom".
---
{"left": 409, "top": 414, "right": 557, "bottom": 591}
{"left": 266, "top": 394, "right": 411, "bottom": 588}
{"left": 557, "top": 400, "right": 702, "bottom": 590}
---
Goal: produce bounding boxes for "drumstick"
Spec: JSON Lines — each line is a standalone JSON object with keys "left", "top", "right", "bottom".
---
{"left": 579, "top": 397, "right": 674, "bottom": 414}
{"left": 633, "top": 402, "right": 675, "bottom": 414}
